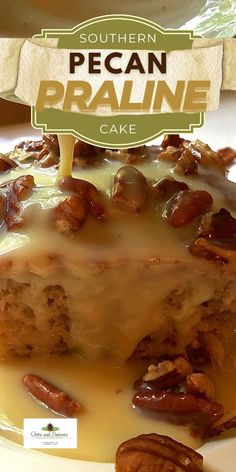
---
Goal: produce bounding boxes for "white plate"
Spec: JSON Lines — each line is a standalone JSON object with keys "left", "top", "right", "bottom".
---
{"left": 0, "top": 90, "right": 236, "bottom": 471}
{"left": 0, "top": 0, "right": 235, "bottom": 37}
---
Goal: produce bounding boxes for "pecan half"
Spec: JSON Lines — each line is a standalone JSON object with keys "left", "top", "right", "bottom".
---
{"left": 116, "top": 433, "right": 204, "bottom": 472}
{"left": 185, "top": 373, "right": 215, "bottom": 400}
{"left": 58, "top": 176, "right": 106, "bottom": 220}
{"left": 167, "top": 190, "right": 213, "bottom": 228}
{"left": 23, "top": 374, "right": 81, "bottom": 417}
{"left": 52, "top": 195, "right": 85, "bottom": 234}
{"left": 112, "top": 166, "right": 148, "bottom": 214}
{"left": 132, "top": 391, "right": 224, "bottom": 426}
{"left": 152, "top": 176, "right": 189, "bottom": 199}
{"left": 161, "top": 134, "right": 185, "bottom": 149}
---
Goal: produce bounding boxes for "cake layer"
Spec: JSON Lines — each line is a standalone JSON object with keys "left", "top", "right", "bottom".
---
{"left": 0, "top": 135, "right": 235, "bottom": 360}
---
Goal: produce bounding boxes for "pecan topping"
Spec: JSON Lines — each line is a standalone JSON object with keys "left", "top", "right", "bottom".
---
{"left": 58, "top": 176, "right": 106, "bottom": 220}
{"left": 43, "top": 134, "right": 60, "bottom": 155}
{"left": 105, "top": 147, "right": 149, "bottom": 164}
{"left": 0, "top": 193, "right": 6, "bottom": 227}
{"left": 0, "top": 152, "right": 17, "bottom": 173}
{"left": 218, "top": 147, "right": 236, "bottom": 165}
{"left": 52, "top": 195, "right": 85, "bottom": 234}
{"left": 199, "top": 208, "right": 236, "bottom": 246}
{"left": 157, "top": 146, "right": 182, "bottom": 162}
{"left": 189, "top": 238, "right": 229, "bottom": 265}
{"left": 112, "top": 166, "right": 148, "bottom": 214}
{"left": 161, "top": 134, "right": 185, "bottom": 149}
{"left": 167, "top": 190, "right": 213, "bottom": 228}
{"left": 16, "top": 139, "right": 44, "bottom": 153}
{"left": 132, "top": 391, "right": 224, "bottom": 426}
{"left": 152, "top": 176, "right": 189, "bottom": 199}
{"left": 186, "top": 140, "right": 225, "bottom": 175}
{"left": 174, "top": 149, "right": 198, "bottom": 176}
{"left": 190, "top": 208, "right": 236, "bottom": 264}
{"left": 185, "top": 373, "right": 215, "bottom": 400}
{"left": 74, "top": 140, "right": 102, "bottom": 157}
{"left": 0, "top": 175, "right": 35, "bottom": 231}
{"left": 204, "top": 414, "right": 236, "bottom": 439}
{"left": 134, "top": 357, "right": 192, "bottom": 392}
{"left": 116, "top": 433, "right": 204, "bottom": 472}
{"left": 23, "top": 374, "right": 81, "bottom": 417}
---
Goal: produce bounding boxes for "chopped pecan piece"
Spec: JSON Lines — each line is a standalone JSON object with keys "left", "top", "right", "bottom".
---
{"left": 204, "top": 414, "right": 236, "bottom": 439}
{"left": 143, "top": 358, "right": 192, "bottom": 382}
{"left": 52, "top": 195, "right": 85, "bottom": 233}
{"left": 161, "top": 134, "right": 185, "bottom": 149}
{"left": 116, "top": 433, "right": 204, "bottom": 472}
{"left": 132, "top": 391, "right": 224, "bottom": 426}
{"left": 157, "top": 146, "right": 182, "bottom": 162}
{"left": 36, "top": 150, "right": 59, "bottom": 168}
{"left": 186, "top": 342, "right": 211, "bottom": 369}
{"left": 58, "top": 176, "right": 106, "bottom": 220}
{"left": 189, "top": 238, "right": 229, "bottom": 265}
{"left": 16, "top": 139, "right": 44, "bottom": 153}
{"left": 23, "top": 374, "right": 81, "bottom": 417}
{"left": 0, "top": 193, "right": 6, "bottom": 227}
{"left": 187, "top": 140, "right": 225, "bottom": 175}
{"left": 73, "top": 140, "right": 102, "bottom": 157}
{"left": 134, "top": 357, "right": 192, "bottom": 392}
{"left": 174, "top": 149, "right": 198, "bottom": 176}
{"left": 198, "top": 208, "right": 236, "bottom": 245}
{"left": 0, "top": 175, "right": 35, "bottom": 231}
{"left": 12, "top": 175, "right": 35, "bottom": 201}
{"left": 112, "top": 166, "right": 148, "bottom": 214}
{"left": 105, "top": 148, "right": 149, "bottom": 164}
{"left": 152, "top": 176, "right": 189, "bottom": 199}
{"left": 218, "top": 147, "right": 236, "bottom": 165}
{"left": 43, "top": 134, "right": 60, "bottom": 155}
{"left": 167, "top": 190, "right": 213, "bottom": 228}
{"left": 0, "top": 153, "right": 17, "bottom": 173}
{"left": 185, "top": 373, "right": 215, "bottom": 400}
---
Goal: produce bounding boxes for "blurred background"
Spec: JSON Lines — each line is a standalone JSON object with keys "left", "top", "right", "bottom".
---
{"left": 0, "top": 0, "right": 234, "bottom": 37}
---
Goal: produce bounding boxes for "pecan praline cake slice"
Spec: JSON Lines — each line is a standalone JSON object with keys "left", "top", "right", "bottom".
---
{"left": 0, "top": 133, "right": 235, "bottom": 367}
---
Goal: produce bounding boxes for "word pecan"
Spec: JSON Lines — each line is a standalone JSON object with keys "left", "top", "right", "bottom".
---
{"left": 112, "top": 166, "right": 148, "bottom": 214}
{"left": 116, "top": 433, "right": 204, "bottom": 472}
{"left": 167, "top": 190, "right": 213, "bottom": 228}
{"left": 23, "top": 374, "right": 82, "bottom": 417}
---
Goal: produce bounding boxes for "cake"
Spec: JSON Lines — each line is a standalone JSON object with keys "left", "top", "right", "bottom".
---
{"left": 0, "top": 133, "right": 236, "bottom": 367}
